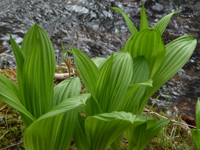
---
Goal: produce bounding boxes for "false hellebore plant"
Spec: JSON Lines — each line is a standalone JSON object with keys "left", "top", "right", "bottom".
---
{"left": 0, "top": 24, "right": 158, "bottom": 150}
{"left": 0, "top": 4, "right": 197, "bottom": 150}
{"left": 70, "top": 4, "right": 197, "bottom": 150}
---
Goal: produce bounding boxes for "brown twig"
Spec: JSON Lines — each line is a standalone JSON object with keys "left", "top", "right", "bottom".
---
{"left": 0, "top": 104, "right": 7, "bottom": 111}
{"left": 144, "top": 108, "right": 196, "bottom": 129}
{"left": 0, "top": 142, "right": 23, "bottom": 150}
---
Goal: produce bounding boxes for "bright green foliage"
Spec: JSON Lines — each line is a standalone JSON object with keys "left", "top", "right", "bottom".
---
{"left": 85, "top": 112, "right": 146, "bottom": 150}
{"left": 110, "top": 7, "right": 138, "bottom": 37}
{"left": 0, "top": 3, "right": 197, "bottom": 150}
{"left": 140, "top": 3, "right": 149, "bottom": 31}
{"left": 125, "top": 118, "right": 170, "bottom": 150}
{"left": 152, "top": 10, "right": 181, "bottom": 35}
{"left": 112, "top": 4, "right": 197, "bottom": 116}
{"left": 124, "top": 29, "right": 166, "bottom": 79}
{"left": 0, "top": 23, "right": 92, "bottom": 150}
{"left": 72, "top": 4, "right": 196, "bottom": 150}
{"left": 191, "top": 99, "right": 200, "bottom": 149}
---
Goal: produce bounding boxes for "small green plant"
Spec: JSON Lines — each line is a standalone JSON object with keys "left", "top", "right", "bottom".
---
{"left": 191, "top": 98, "right": 200, "bottom": 149}
{"left": 71, "top": 3, "right": 197, "bottom": 150}
{"left": 0, "top": 23, "right": 91, "bottom": 149}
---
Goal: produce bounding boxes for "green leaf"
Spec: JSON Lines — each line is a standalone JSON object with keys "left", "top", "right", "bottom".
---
{"left": 0, "top": 73, "right": 35, "bottom": 125}
{"left": 71, "top": 46, "right": 99, "bottom": 98}
{"left": 24, "top": 78, "right": 86, "bottom": 150}
{"left": 140, "top": 3, "right": 149, "bottom": 31}
{"left": 71, "top": 46, "right": 102, "bottom": 116}
{"left": 110, "top": 135, "right": 123, "bottom": 150}
{"left": 122, "top": 79, "right": 153, "bottom": 111}
{"left": 53, "top": 77, "right": 81, "bottom": 106}
{"left": 139, "top": 35, "right": 197, "bottom": 113}
{"left": 74, "top": 114, "right": 90, "bottom": 150}
{"left": 152, "top": 11, "right": 181, "bottom": 35}
{"left": 111, "top": 7, "right": 138, "bottom": 36}
{"left": 196, "top": 99, "right": 200, "bottom": 129}
{"left": 124, "top": 29, "right": 166, "bottom": 79}
{"left": 95, "top": 52, "right": 133, "bottom": 112}
{"left": 21, "top": 23, "right": 39, "bottom": 56}
{"left": 125, "top": 118, "right": 170, "bottom": 150}
{"left": 91, "top": 57, "right": 107, "bottom": 69}
{"left": 21, "top": 23, "right": 56, "bottom": 119}
{"left": 191, "top": 129, "right": 200, "bottom": 150}
{"left": 10, "top": 35, "right": 25, "bottom": 84}
{"left": 121, "top": 56, "right": 150, "bottom": 114}
{"left": 37, "top": 93, "right": 91, "bottom": 121}
{"left": 85, "top": 96, "right": 103, "bottom": 116}
{"left": 24, "top": 93, "right": 90, "bottom": 150}
{"left": 85, "top": 111, "right": 146, "bottom": 150}
{"left": 24, "top": 109, "right": 78, "bottom": 150}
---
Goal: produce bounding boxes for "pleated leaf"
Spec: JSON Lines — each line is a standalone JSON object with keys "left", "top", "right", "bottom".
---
{"left": 122, "top": 79, "right": 153, "bottom": 112}
{"left": 85, "top": 111, "right": 146, "bottom": 150}
{"left": 71, "top": 46, "right": 102, "bottom": 116}
{"left": 21, "top": 23, "right": 55, "bottom": 119}
{"left": 0, "top": 73, "right": 35, "bottom": 124}
{"left": 191, "top": 129, "right": 200, "bottom": 150}
{"left": 91, "top": 57, "right": 107, "bottom": 69}
{"left": 125, "top": 119, "right": 170, "bottom": 150}
{"left": 21, "top": 23, "right": 40, "bottom": 56}
{"left": 74, "top": 114, "right": 90, "bottom": 150}
{"left": 53, "top": 77, "right": 81, "bottom": 106}
{"left": 37, "top": 93, "right": 91, "bottom": 121}
{"left": 196, "top": 98, "right": 200, "bottom": 129}
{"left": 71, "top": 46, "right": 99, "bottom": 98}
{"left": 110, "top": 135, "right": 123, "bottom": 150}
{"left": 125, "top": 29, "right": 166, "bottom": 79}
{"left": 139, "top": 35, "right": 197, "bottom": 113}
{"left": 24, "top": 93, "right": 91, "bottom": 150}
{"left": 111, "top": 7, "right": 138, "bottom": 36}
{"left": 95, "top": 52, "right": 133, "bottom": 112}
{"left": 85, "top": 96, "right": 103, "bottom": 116}
{"left": 24, "top": 109, "right": 78, "bottom": 150}
{"left": 10, "top": 35, "right": 25, "bottom": 87}
{"left": 140, "top": 3, "right": 149, "bottom": 31}
{"left": 152, "top": 11, "right": 181, "bottom": 35}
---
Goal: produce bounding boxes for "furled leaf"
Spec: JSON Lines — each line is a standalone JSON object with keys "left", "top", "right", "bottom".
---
{"left": 71, "top": 46, "right": 99, "bottom": 98}
{"left": 37, "top": 93, "right": 91, "bottom": 121}
{"left": 191, "top": 129, "right": 200, "bottom": 150}
{"left": 152, "top": 11, "right": 181, "bottom": 35}
{"left": 0, "top": 73, "right": 35, "bottom": 125}
{"left": 196, "top": 98, "right": 200, "bottom": 129}
{"left": 95, "top": 52, "right": 133, "bottom": 112}
{"left": 21, "top": 23, "right": 55, "bottom": 119}
{"left": 140, "top": 3, "right": 149, "bottom": 31}
{"left": 10, "top": 35, "right": 25, "bottom": 85}
{"left": 111, "top": 7, "right": 138, "bottom": 36}
{"left": 21, "top": 23, "right": 39, "bottom": 56}
{"left": 85, "top": 96, "right": 103, "bottom": 117}
{"left": 74, "top": 114, "right": 90, "bottom": 150}
{"left": 120, "top": 56, "right": 150, "bottom": 113}
{"left": 139, "top": 35, "right": 197, "bottom": 113}
{"left": 110, "top": 135, "right": 123, "bottom": 150}
{"left": 124, "top": 29, "right": 166, "bottom": 79}
{"left": 24, "top": 109, "right": 78, "bottom": 150}
{"left": 85, "top": 111, "right": 146, "bottom": 150}
{"left": 125, "top": 118, "right": 170, "bottom": 150}
{"left": 122, "top": 79, "right": 153, "bottom": 110}
{"left": 53, "top": 77, "right": 81, "bottom": 106}
{"left": 24, "top": 93, "right": 91, "bottom": 150}
{"left": 92, "top": 57, "right": 107, "bottom": 69}
{"left": 71, "top": 46, "right": 102, "bottom": 116}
